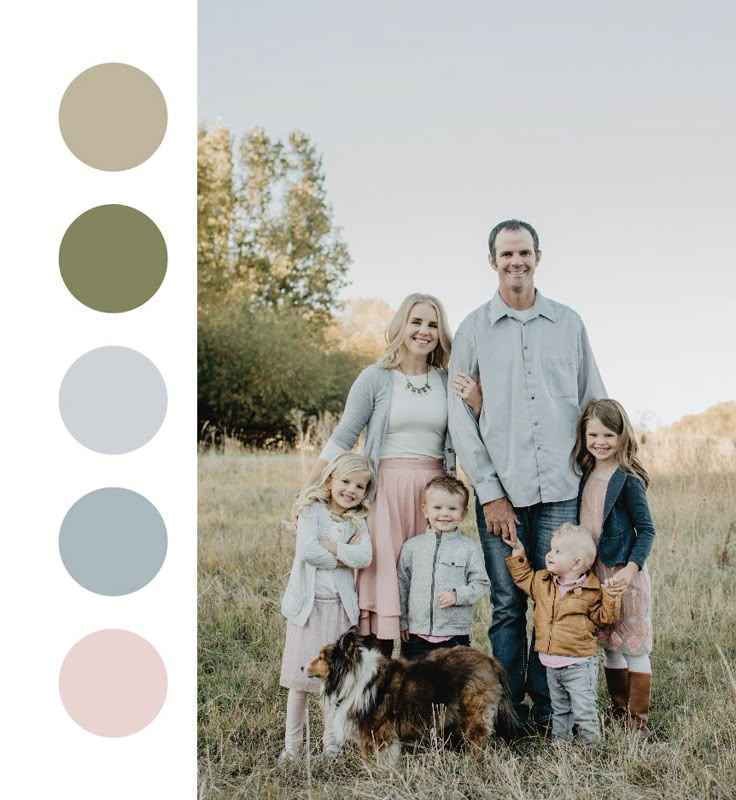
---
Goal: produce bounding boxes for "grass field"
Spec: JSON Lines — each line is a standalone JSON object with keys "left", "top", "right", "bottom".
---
{"left": 198, "top": 437, "right": 736, "bottom": 799}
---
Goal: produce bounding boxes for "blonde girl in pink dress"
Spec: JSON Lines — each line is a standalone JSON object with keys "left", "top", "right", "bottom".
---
{"left": 279, "top": 452, "right": 375, "bottom": 763}
{"left": 300, "top": 294, "right": 481, "bottom": 657}
{"left": 572, "top": 399, "right": 656, "bottom": 740}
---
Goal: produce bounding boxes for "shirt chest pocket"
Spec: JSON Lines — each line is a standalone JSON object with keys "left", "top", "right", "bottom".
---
{"left": 544, "top": 358, "right": 577, "bottom": 398}
{"left": 438, "top": 556, "right": 466, "bottom": 585}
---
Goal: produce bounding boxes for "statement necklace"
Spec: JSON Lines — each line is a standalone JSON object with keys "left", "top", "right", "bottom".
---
{"left": 398, "top": 364, "right": 432, "bottom": 394}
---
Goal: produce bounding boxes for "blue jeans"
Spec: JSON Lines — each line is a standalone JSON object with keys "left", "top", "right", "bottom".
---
{"left": 546, "top": 657, "right": 600, "bottom": 743}
{"left": 475, "top": 496, "right": 578, "bottom": 722}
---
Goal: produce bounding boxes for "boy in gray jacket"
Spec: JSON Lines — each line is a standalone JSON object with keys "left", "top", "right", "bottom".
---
{"left": 398, "top": 476, "right": 490, "bottom": 661}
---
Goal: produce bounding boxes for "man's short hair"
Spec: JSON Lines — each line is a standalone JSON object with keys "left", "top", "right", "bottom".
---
{"left": 552, "top": 523, "right": 598, "bottom": 571}
{"left": 423, "top": 475, "right": 470, "bottom": 510}
{"left": 488, "top": 219, "right": 540, "bottom": 258}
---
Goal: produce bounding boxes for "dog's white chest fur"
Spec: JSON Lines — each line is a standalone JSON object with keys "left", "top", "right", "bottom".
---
{"left": 325, "top": 648, "right": 381, "bottom": 746}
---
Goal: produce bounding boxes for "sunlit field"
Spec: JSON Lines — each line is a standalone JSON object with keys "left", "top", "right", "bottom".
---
{"left": 198, "top": 435, "right": 736, "bottom": 799}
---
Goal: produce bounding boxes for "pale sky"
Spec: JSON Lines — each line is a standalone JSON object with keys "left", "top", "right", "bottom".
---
{"left": 199, "top": 1, "right": 736, "bottom": 427}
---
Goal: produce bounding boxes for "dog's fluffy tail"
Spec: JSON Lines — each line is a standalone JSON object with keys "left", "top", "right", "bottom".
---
{"left": 493, "top": 662, "right": 523, "bottom": 742}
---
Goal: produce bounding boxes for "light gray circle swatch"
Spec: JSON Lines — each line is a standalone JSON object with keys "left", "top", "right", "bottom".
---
{"left": 60, "top": 488, "right": 167, "bottom": 596}
{"left": 59, "top": 346, "right": 167, "bottom": 454}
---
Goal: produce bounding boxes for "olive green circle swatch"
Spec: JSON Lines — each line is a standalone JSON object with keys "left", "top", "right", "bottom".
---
{"left": 59, "top": 205, "right": 167, "bottom": 312}
{"left": 59, "top": 63, "right": 167, "bottom": 171}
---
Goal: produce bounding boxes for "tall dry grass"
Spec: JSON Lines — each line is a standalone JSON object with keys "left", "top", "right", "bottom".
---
{"left": 198, "top": 435, "right": 736, "bottom": 799}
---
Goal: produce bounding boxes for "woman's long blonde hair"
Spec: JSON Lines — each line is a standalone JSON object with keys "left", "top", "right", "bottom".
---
{"left": 293, "top": 451, "right": 375, "bottom": 532}
{"left": 375, "top": 293, "right": 452, "bottom": 370}
{"left": 571, "top": 399, "right": 650, "bottom": 489}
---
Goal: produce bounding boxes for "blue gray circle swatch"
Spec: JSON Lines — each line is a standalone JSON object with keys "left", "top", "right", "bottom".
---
{"left": 59, "top": 347, "right": 167, "bottom": 454}
{"left": 59, "top": 205, "right": 167, "bottom": 313}
{"left": 59, "top": 63, "right": 167, "bottom": 171}
{"left": 60, "top": 489, "right": 167, "bottom": 596}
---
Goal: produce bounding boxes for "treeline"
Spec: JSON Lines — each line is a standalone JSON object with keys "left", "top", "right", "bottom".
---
{"left": 198, "top": 125, "right": 388, "bottom": 446}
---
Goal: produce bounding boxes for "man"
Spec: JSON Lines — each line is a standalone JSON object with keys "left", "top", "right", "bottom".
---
{"left": 447, "top": 219, "right": 606, "bottom": 728}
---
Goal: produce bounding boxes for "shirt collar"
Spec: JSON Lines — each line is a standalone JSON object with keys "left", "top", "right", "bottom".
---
{"left": 556, "top": 572, "right": 589, "bottom": 588}
{"left": 487, "top": 290, "right": 557, "bottom": 326}
{"left": 427, "top": 526, "right": 461, "bottom": 538}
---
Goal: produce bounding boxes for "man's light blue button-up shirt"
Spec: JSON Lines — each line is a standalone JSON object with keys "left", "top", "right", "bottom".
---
{"left": 448, "top": 291, "right": 606, "bottom": 508}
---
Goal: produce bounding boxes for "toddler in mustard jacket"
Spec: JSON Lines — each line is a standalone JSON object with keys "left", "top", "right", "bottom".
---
{"left": 504, "top": 522, "right": 621, "bottom": 744}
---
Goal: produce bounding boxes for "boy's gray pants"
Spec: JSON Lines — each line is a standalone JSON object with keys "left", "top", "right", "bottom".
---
{"left": 546, "top": 656, "right": 600, "bottom": 743}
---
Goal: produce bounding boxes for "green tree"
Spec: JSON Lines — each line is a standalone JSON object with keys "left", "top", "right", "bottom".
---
{"left": 198, "top": 124, "right": 359, "bottom": 442}
{"left": 231, "top": 128, "right": 350, "bottom": 328}
{"left": 198, "top": 303, "right": 363, "bottom": 445}
{"left": 197, "top": 125, "right": 234, "bottom": 310}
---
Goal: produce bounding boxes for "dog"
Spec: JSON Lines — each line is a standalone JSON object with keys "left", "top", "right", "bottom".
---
{"left": 303, "top": 627, "right": 517, "bottom": 764}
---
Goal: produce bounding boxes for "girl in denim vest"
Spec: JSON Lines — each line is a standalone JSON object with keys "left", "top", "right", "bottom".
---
{"left": 278, "top": 452, "right": 374, "bottom": 764}
{"left": 572, "top": 399, "right": 656, "bottom": 740}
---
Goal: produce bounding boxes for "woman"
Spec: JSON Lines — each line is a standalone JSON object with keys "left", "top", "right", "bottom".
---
{"left": 301, "top": 293, "right": 481, "bottom": 657}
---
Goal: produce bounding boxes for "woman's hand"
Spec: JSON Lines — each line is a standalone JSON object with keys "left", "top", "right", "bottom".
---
{"left": 400, "top": 629, "right": 410, "bottom": 642}
{"left": 451, "top": 371, "right": 482, "bottom": 418}
{"left": 347, "top": 532, "right": 362, "bottom": 545}
{"left": 603, "top": 562, "right": 639, "bottom": 596}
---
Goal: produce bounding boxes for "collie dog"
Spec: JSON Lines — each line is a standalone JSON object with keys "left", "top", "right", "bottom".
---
{"left": 304, "top": 628, "right": 516, "bottom": 764}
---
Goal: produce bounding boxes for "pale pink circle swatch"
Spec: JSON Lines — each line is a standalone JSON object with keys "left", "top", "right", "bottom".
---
{"left": 59, "top": 629, "right": 167, "bottom": 737}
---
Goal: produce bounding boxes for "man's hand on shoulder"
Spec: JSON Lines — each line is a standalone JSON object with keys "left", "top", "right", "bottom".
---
{"left": 482, "top": 497, "right": 520, "bottom": 538}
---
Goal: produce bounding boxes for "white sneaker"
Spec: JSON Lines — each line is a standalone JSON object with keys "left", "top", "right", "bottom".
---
{"left": 277, "top": 748, "right": 300, "bottom": 767}
{"left": 322, "top": 744, "right": 342, "bottom": 758}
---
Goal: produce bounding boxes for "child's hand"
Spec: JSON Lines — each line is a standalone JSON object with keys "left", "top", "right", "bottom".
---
{"left": 347, "top": 532, "right": 362, "bottom": 545}
{"left": 502, "top": 528, "right": 524, "bottom": 555}
{"left": 400, "top": 629, "right": 410, "bottom": 642}
{"left": 437, "top": 590, "right": 457, "bottom": 608}
{"left": 319, "top": 538, "right": 338, "bottom": 555}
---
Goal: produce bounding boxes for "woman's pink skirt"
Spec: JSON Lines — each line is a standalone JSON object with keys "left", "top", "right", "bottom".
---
{"left": 357, "top": 458, "right": 445, "bottom": 640}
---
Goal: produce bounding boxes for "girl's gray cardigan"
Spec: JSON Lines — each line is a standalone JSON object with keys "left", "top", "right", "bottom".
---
{"left": 281, "top": 502, "right": 372, "bottom": 627}
{"left": 319, "top": 365, "right": 457, "bottom": 500}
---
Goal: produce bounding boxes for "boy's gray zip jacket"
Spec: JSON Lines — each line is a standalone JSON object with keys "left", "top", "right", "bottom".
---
{"left": 398, "top": 527, "right": 490, "bottom": 637}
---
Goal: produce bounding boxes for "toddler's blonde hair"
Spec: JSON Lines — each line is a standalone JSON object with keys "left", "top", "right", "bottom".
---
{"left": 552, "top": 523, "right": 598, "bottom": 571}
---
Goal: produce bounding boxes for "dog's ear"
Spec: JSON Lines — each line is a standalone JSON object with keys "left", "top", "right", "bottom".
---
{"left": 338, "top": 627, "right": 360, "bottom": 655}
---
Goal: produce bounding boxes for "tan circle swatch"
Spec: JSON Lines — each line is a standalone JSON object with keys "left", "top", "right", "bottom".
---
{"left": 59, "top": 63, "right": 167, "bottom": 170}
{"left": 59, "top": 629, "right": 167, "bottom": 737}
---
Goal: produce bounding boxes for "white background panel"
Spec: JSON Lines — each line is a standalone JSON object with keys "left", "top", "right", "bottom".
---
{"left": 2, "top": 1, "right": 196, "bottom": 797}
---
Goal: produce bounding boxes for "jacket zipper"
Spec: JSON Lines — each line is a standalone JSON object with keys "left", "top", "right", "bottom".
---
{"left": 547, "top": 585, "right": 557, "bottom": 651}
{"left": 548, "top": 585, "right": 578, "bottom": 651}
{"left": 429, "top": 533, "right": 441, "bottom": 635}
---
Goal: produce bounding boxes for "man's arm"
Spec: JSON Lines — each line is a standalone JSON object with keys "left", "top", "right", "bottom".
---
{"left": 577, "top": 319, "right": 607, "bottom": 405}
{"left": 447, "top": 323, "right": 519, "bottom": 537}
{"left": 447, "top": 325, "right": 502, "bottom": 502}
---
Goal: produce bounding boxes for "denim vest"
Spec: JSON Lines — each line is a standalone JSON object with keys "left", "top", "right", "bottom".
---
{"left": 577, "top": 468, "right": 655, "bottom": 568}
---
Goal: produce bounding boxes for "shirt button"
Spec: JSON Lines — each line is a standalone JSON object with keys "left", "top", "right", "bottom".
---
{"left": 524, "top": 346, "right": 528, "bottom": 350}
{"left": 534, "top": 421, "right": 539, "bottom": 426}
{"left": 531, "top": 395, "right": 535, "bottom": 400}
{"left": 537, "top": 446, "right": 542, "bottom": 451}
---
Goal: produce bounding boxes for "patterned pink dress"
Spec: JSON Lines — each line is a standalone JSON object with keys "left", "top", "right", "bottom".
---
{"left": 580, "top": 472, "right": 652, "bottom": 655}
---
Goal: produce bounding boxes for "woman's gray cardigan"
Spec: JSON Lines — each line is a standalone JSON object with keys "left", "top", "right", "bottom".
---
{"left": 319, "top": 365, "right": 457, "bottom": 500}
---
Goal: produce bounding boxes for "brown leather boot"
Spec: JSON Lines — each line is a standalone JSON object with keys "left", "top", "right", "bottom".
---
{"left": 627, "top": 671, "right": 652, "bottom": 740}
{"left": 604, "top": 667, "right": 629, "bottom": 723}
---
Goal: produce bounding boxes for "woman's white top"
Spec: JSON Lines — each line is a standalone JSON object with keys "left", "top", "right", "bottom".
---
{"left": 380, "top": 367, "right": 447, "bottom": 460}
